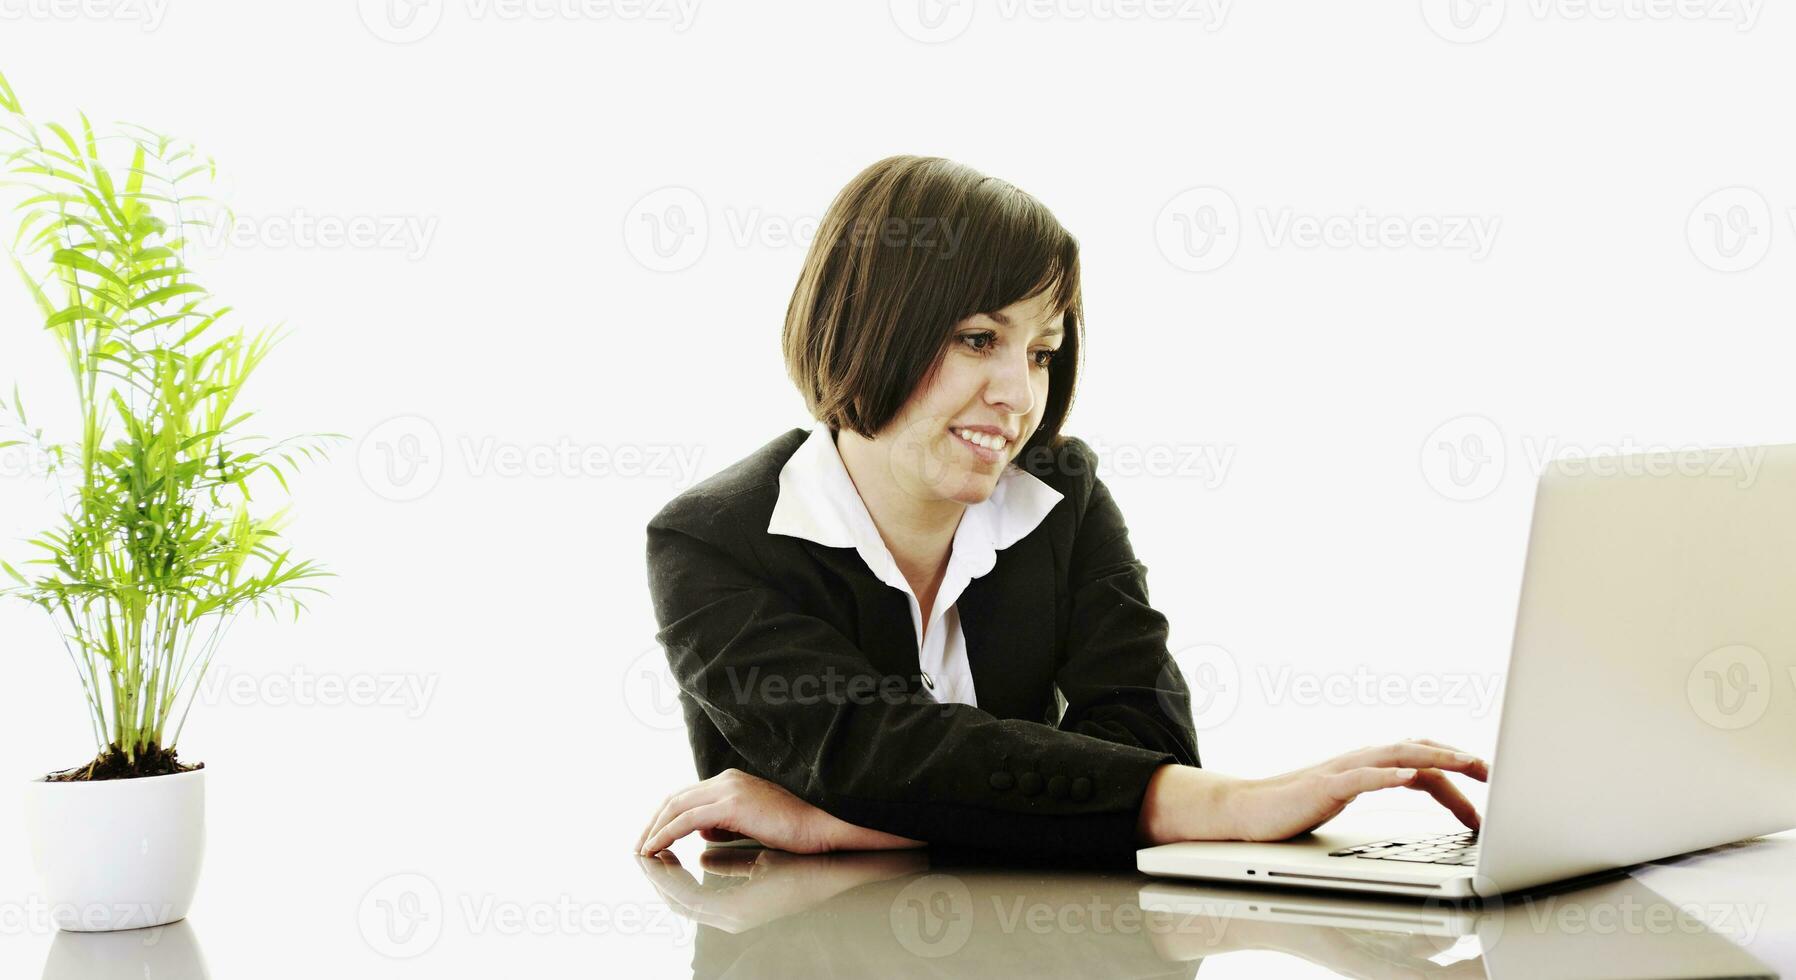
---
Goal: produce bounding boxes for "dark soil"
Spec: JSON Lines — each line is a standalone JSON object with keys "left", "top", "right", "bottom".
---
{"left": 45, "top": 743, "right": 203, "bottom": 782}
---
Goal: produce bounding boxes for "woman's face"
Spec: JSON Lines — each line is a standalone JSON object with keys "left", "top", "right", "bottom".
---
{"left": 881, "top": 290, "right": 1067, "bottom": 506}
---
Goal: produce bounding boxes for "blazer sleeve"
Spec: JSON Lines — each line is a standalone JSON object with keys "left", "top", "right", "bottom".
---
{"left": 1053, "top": 448, "right": 1202, "bottom": 768}
{"left": 646, "top": 498, "right": 1180, "bottom": 860}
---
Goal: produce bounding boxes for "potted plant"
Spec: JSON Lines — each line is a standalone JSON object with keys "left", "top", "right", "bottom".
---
{"left": 0, "top": 70, "right": 338, "bottom": 932}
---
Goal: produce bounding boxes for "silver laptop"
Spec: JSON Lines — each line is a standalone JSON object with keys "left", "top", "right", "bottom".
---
{"left": 1139, "top": 444, "right": 1796, "bottom": 898}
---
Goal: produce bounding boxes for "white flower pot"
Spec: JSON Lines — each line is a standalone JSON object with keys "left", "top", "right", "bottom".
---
{"left": 26, "top": 768, "right": 206, "bottom": 932}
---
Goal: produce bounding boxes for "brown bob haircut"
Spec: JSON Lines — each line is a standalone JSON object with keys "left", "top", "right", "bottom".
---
{"left": 782, "top": 155, "right": 1082, "bottom": 465}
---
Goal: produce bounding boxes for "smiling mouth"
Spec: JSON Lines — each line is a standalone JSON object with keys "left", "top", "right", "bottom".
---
{"left": 950, "top": 426, "right": 1009, "bottom": 456}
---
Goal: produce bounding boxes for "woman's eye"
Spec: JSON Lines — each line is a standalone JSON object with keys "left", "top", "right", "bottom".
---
{"left": 959, "top": 332, "right": 1056, "bottom": 367}
{"left": 959, "top": 331, "right": 996, "bottom": 353}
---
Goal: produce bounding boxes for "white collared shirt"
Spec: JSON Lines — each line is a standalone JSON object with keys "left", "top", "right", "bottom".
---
{"left": 767, "top": 426, "right": 1064, "bottom": 707}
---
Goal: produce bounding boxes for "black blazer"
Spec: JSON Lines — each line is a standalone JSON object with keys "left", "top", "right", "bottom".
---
{"left": 645, "top": 428, "right": 1200, "bottom": 862}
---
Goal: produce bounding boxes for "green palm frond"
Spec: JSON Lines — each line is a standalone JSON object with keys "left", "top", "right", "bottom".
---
{"left": 0, "top": 70, "right": 340, "bottom": 764}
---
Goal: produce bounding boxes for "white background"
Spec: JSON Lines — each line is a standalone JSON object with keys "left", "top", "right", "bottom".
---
{"left": 0, "top": 0, "right": 1792, "bottom": 975}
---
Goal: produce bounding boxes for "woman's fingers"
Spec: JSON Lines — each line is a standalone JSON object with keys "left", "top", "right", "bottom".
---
{"left": 1323, "top": 766, "right": 1418, "bottom": 801}
{"left": 1408, "top": 768, "right": 1482, "bottom": 830}
{"left": 642, "top": 800, "right": 736, "bottom": 856}
{"left": 1335, "top": 741, "right": 1489, "bottom": 782}
{"left": 637, "top": 786, "right": 692, "bottom": 853}
{"left": 637, "top": 786, "right": 690, "bottom": 852}
{"left": 638, "top": 778, "right": 728, "bottom": 853}
{"left": 1322, "top": 766, "right": 1483, "bottom": 830}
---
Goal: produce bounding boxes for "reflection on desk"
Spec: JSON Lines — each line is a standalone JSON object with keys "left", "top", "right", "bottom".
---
{"left": 39, "top": 918, "right": 208, "bottom": 980}
{"left": 639, "top": 844, "right": 1781, "bottom": 979}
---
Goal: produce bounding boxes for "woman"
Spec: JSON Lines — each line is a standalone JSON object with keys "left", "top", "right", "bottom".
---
{"left": 637, "top": 156, "right": 1486, "bottom": 862}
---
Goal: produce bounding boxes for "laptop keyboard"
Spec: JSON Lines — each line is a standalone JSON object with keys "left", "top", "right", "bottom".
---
{"left": 1328, "top": 830, "right": 1479, "bottom": 866}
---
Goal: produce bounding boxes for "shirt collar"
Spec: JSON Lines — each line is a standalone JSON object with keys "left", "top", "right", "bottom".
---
{"left": 767, "top": 425, "right": 1064, "bottom": 588}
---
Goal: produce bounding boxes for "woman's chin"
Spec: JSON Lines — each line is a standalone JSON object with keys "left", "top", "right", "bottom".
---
{"left": 894, "top": 465, "right": 998, "bottom": 505}
{"left": 937, "top": 468, "right": 1001, "bottom": 505}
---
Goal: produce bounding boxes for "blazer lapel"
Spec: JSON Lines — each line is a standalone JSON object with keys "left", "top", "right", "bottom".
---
{"left": 802, "top": 543, "right": 927, "bottom": 693}
{"left": 799, "top": 535, "right": 1059, "bottom": 718}
{"left": 958, "top": 531, "right": 1059, "bottom": 722}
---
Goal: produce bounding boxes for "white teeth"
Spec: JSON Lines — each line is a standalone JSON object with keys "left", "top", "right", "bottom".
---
{"left": 953, "top": 427, "right": 1007, "bottom": 452}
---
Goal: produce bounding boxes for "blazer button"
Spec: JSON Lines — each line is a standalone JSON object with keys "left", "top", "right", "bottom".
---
{"left": 1071, "top": 776, "right": 1093, "bottom": 801}
{"left": 1047, "top": 774, "right": 1068, "bottom": 799}
{"left": 1018, "top": 772, "right": 1044, "bottom": 796}
{"left": 988, "top": 771, "right": 1014, "bottom": 791}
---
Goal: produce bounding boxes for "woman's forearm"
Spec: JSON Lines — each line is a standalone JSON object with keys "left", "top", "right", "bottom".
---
{"left": 1136, "top": 741, "right": 1490, "bottom": 846}
{"left": 1136, "top": 763, "right": 1243, "bottom": 845}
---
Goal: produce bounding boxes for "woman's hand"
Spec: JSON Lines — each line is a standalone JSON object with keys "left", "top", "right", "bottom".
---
{"left": 636, "top": 768, "right": 926, "bottom": 856}
{"left": 1139, "top": 738, "right": 1489, "bottom": 845}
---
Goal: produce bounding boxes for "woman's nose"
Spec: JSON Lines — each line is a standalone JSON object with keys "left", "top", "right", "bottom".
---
{"left": 984, "top": 349, "right": 1036, "bottom": 417}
